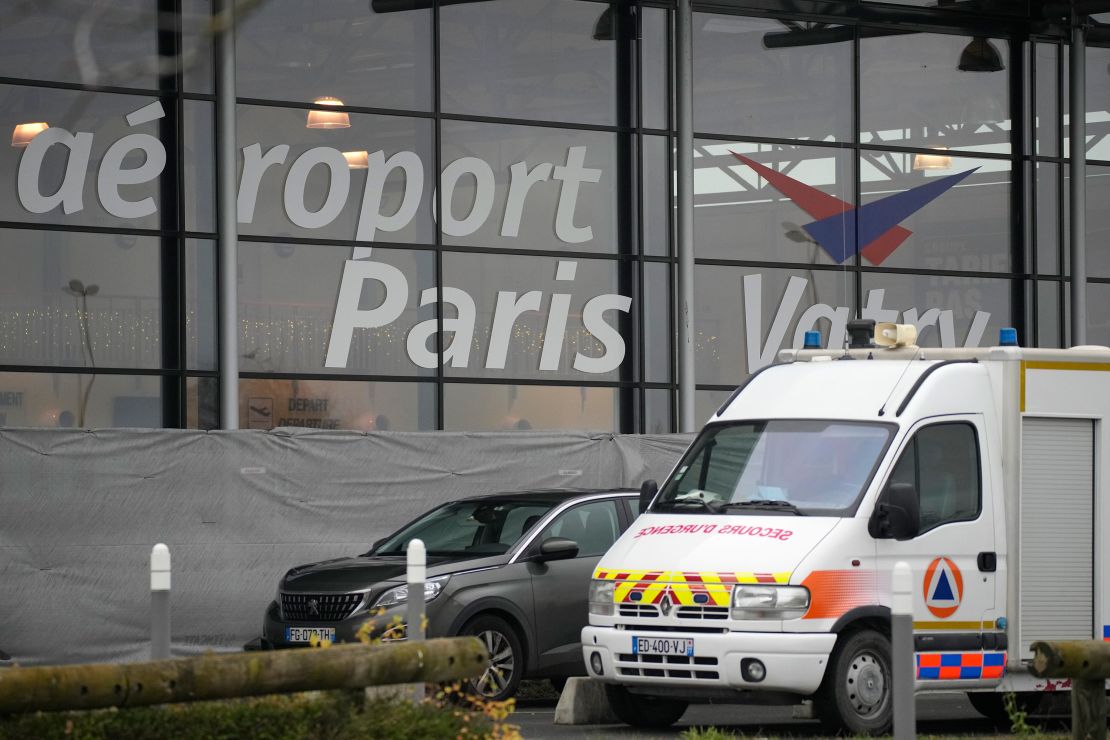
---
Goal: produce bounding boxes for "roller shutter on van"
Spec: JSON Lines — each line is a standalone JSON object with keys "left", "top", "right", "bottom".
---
{"left": 1019, "top": 417, "right": 1095, "bottom": 655}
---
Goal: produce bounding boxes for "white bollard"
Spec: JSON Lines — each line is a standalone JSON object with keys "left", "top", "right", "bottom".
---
{"left": 407, "top": 539, "right": 426, "bottom": 703}
{"left": 892, "top": 561, "right": 915, "bottom": 739}
{"left": 150, "top": 543, "right": 171, "bottom": 660}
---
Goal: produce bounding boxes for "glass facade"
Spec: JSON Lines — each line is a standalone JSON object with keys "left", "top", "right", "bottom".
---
{"left": 1, "top": 1, "right": 1108, "bottom": 432}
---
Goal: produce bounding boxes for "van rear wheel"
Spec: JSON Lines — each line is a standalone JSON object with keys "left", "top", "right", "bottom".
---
{"left": 604, "top": 684, "right": 688, "bottom": 728}
{"left": 816, "top": 629, "right": 893, "bottom": 736}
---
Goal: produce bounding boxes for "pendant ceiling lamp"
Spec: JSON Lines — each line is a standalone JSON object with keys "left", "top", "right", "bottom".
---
{"left": 11, "top": 121, "right": 49, "bottom": 147}
{"left": 958, "top": 37, "right": 1004, "bottom": 72}
{"left": 913, "top": 147, "right": 953, "bottom": 171}
{"left": 306, "top": 97, "right": 350, "bottom": 129}
{"left": 343, "top": 150, "right": 369, "bottom": 169}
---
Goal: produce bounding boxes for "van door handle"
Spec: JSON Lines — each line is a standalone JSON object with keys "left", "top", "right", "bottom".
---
{"left": 977, "top": 552, "right": 997, "bottom": 572}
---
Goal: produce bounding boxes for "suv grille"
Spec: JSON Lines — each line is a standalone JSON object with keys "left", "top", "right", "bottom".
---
{"left": 281, "top": 593, "right": 364, "bottom": 622}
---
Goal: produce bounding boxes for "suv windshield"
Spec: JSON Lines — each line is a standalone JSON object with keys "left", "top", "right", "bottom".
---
{"left": 374, "top": 500, "right": 556, "bottom": 558}
{"left": 653, "top": 420, "right": 895, "bottom": 516}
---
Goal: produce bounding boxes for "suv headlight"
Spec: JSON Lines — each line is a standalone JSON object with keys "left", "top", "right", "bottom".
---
{"left": 588, "top": 579, "right": 616, "bottom": 616}
{"left": 730, "top": 585, "right": 810, "bottom": 620}
{"left": 373, "top": 576, "right": 450, "bottom": 609}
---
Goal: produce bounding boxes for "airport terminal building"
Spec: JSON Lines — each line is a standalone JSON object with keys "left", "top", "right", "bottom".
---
{"left": 1, "top": 0, "right": 1108, "bottom": 433}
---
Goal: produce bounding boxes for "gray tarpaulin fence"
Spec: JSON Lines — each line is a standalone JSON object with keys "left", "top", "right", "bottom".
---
{"left": 0, "top": 428, "right": 693, "bottom": 666}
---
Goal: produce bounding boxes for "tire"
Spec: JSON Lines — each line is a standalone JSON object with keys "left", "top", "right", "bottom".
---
{"left": 460, "top": 614, "right": 524, "bottom": 702}
{"left": 816, "top": 629, "right": 893, "bottom": 736}
{"left": 604, "top": 684, "right": 688, "bottom": 728}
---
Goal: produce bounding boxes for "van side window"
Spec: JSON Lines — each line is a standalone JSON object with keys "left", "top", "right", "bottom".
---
{"left": 891, "top": 423, "right": 981, "bottom": 532}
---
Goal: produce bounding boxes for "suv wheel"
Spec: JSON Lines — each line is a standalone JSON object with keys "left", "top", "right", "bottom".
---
{"left": 816, "top": 629, "right": 892, "bottom": 735}
{"left": 604, "top": 684, "right": 688, "bottom": 728}
{"left": 461, "top": 614, "right": 523, "bottom": 702}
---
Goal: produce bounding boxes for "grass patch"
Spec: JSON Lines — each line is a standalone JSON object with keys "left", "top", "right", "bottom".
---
{"left": 0, "top": 689, "right": 520, "bottom": 740}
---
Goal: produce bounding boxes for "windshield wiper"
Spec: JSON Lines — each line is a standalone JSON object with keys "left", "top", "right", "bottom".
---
{"left": 719, "top": 500, "right": 806, "bottom": 516}
{"left": 652, "top": 497, "right": 724, "bottom": 514}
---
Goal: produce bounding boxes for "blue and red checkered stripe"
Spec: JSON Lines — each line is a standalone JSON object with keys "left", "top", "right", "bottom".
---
{"left": 1103, "top": 625, "right": 1109, "bottom": 642}
{"left": 916, "top": 652, "right": 1006, "bottom": 680}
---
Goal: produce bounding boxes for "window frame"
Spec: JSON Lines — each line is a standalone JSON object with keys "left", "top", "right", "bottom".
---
{"left": 889, "top": 419, "right": 984, "bottom": 536}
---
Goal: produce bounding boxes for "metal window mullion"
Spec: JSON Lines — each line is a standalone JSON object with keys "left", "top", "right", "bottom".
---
{"left": 1011, "top": 36, "right": 1029, "bottom": 346}
{"left": 853, "top": 23, "right": 863, "bottom": 326}
{"left": 1069, "top": 15, "right": 1087, "bottom": 346}
{"left": 675, "top": 0, "right": 695, "bottom": 432}
{"left": 214, "top": 0, "right": 239, "bottom": 429}
{"left": 434, "top": 0, "right": 444, "bottom": 431}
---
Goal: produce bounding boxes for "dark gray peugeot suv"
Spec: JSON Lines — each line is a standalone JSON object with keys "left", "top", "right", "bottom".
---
{"left": 261, "top": 489, "right": 639, "bottom": 700}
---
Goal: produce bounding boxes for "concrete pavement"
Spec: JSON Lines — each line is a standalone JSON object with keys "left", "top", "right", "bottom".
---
{"left": 512, "top": 692, "right": 1025, "bottom": 738}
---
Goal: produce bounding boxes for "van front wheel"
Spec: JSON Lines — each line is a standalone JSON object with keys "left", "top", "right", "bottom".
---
{"left": 604, "top": 684, "right": 688, "bottom": 728}
{"left": 816, "top": 629, "right": 893, "bottom": 736}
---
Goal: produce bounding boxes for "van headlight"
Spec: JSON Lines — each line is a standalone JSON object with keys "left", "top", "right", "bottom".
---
{"left": 730, "top": 585, "right": 809, "bottom": 620}
{"left": 588, "top": 580, "right": 616, "bottom": 616}
{"left": 373, "top": 576, "right": 449, "bottom": 609}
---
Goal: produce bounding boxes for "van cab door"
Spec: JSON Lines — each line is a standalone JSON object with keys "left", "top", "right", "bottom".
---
{"left": 873, "top": 415, "right": 1003, "bottom": 684}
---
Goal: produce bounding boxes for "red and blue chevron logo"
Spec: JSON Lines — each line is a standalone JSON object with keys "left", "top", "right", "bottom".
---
{"left": 732, "top": 152, "right": 976, "bottom": 265}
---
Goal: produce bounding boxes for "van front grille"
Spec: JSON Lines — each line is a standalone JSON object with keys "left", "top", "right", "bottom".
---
{"left": 676, "top": 606, "right": 729, "bottom": 620}
{"left": 616, "top": 653, "right": 720, "bottom": 681}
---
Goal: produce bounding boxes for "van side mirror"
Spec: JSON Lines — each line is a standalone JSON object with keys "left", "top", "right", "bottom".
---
{"left": 537, "top": 537, "right": 579, "bottom": 562}
{"left": 639, "top": 479, "right": 658, "bottom": 514}
{"left": 868, "top": 482, "right": 920, "bottom": 541}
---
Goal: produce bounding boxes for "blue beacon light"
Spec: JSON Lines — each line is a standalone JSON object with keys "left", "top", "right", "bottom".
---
{"left": 803, "top": 330, "right": 822, "bottom": 350}
{"left": 999, "top": 327, "right": 1018, "bottom": 347}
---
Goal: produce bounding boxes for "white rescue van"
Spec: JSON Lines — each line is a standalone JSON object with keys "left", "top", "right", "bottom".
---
{"left": 582, "top": 324, "right": 1110, "bottom": 734}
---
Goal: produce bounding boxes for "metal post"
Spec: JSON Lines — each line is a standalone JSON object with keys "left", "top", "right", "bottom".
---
{"left": 407, "top": 539, "right": 426, "bottom": 703}
{"left": 1070, "top": 16, "right": 1087, "bottom": 347}
{"left": 675, "top": 0, "right": 696, "bottom": 432}
{"left": 150, "top": 544, "right": 171, "bottom": 660}
{"left": 215, "top": 0, "right": 239, "bottom": 428}
{"left": 891, "top": 561, "right": 915, "bottom": 739}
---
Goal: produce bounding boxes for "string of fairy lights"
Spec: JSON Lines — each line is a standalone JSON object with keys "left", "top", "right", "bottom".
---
{"left": 0, "top": 307, "right": 724, "bottom": 371}
{"left": 1, "top": 306, "right": 622, "bottom": 373}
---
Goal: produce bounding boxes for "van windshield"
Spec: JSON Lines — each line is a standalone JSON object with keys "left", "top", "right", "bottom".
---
{"left": 653, "top": 420, "right": 895, "bottom": 517}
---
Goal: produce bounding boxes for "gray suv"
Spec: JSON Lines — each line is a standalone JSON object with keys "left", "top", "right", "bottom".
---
{"left": 261, "top": 489, "right": 639, "bottom": 700}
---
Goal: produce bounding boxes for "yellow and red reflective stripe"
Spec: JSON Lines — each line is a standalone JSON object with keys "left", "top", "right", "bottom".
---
{"left": 594, "top": 568, "right": 792, "bottom": 603}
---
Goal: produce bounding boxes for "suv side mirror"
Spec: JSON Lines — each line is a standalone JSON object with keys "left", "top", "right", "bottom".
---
{"left": 639, "top": 479, "right": 658, "bottom": 513}
{"left": 537, "top": 537, "right": 579, "bottom": 562}
{"left": 868, "top": 482, "right": 920, "bottom": 541}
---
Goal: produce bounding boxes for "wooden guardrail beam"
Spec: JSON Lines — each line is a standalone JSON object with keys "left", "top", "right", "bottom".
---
{"left": 1030, "top": 640, "right": 1110, "bottom": 740}
{"left": 0, "top": 638, "right": 487, "bottom": 715}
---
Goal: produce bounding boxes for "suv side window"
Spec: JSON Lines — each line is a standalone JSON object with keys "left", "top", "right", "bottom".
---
{"left": 539, "top": 500, "right": 620, "bottom": 558}
{"left": 890, "top": 422, "right": 981, "bottom": 533}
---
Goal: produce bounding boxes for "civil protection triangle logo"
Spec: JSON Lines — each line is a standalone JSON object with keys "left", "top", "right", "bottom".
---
{"left": 923, "top": 556, "right": 964, "bottom": 619}
{"left": 731, "top": 152, "right": 977, "bottom": 264}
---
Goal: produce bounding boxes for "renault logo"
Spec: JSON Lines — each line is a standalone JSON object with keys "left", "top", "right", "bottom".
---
{"left": 659, "top": 594, "right": 674, "bottom": 617}
{"left": 308, "top": 599, "right": 320, "bottom": 616}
